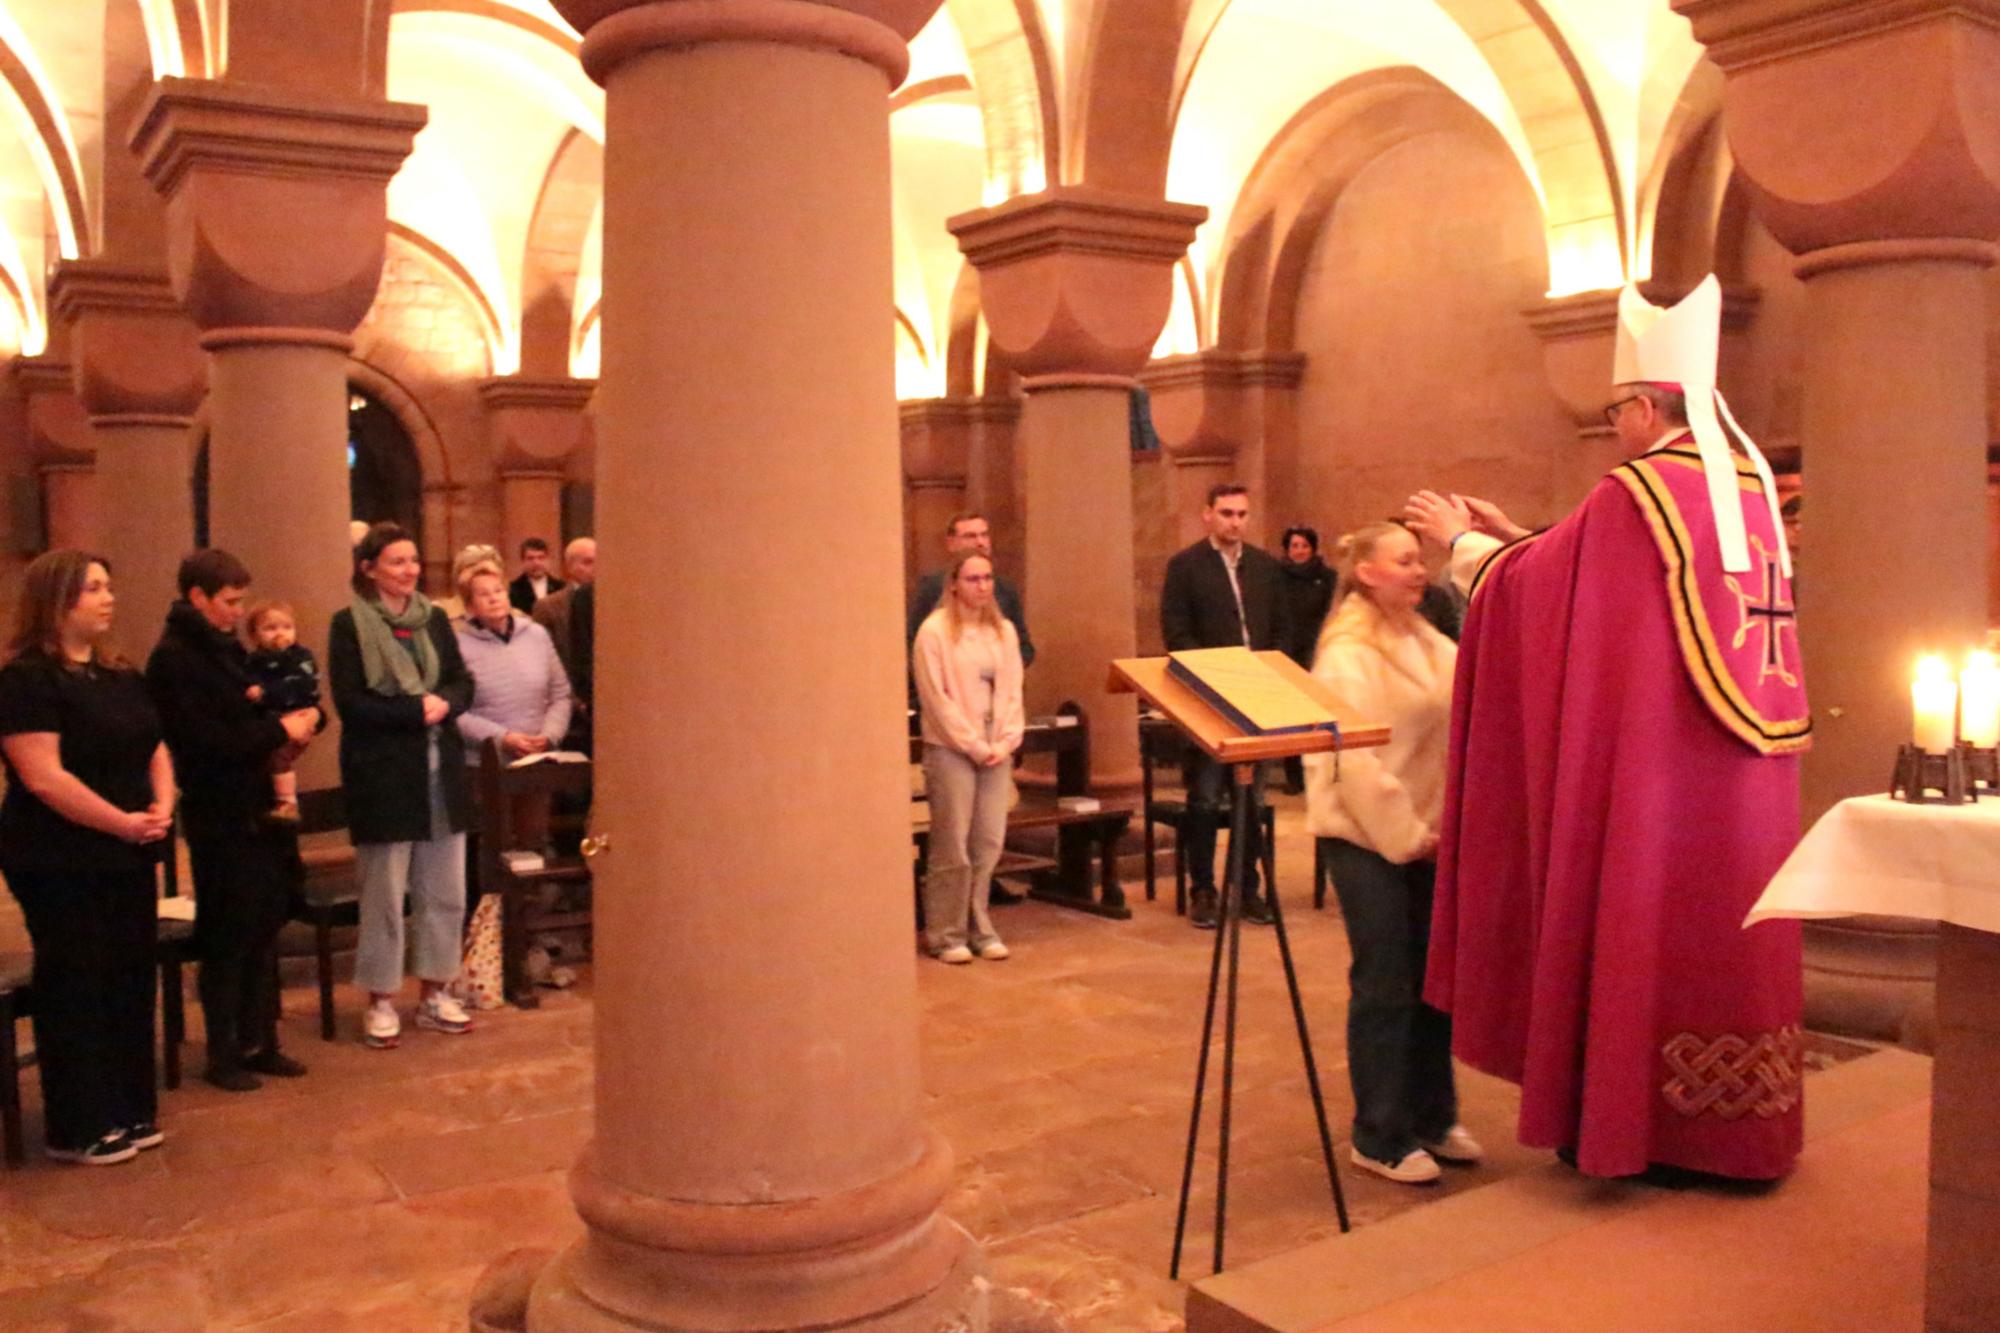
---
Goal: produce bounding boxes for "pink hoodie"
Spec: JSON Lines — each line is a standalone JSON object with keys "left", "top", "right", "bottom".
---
{"left": 912, "top": 609, "right": 1025, "bottom": 764}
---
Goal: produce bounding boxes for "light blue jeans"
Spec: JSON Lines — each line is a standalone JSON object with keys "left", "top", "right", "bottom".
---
{"left": 353, "top": 733, "right": 467, "bottom": 995}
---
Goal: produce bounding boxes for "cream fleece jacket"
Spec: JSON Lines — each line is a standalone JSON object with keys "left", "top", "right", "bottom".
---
{"left": 912, "top": 610, "right": 1025, "bottom": 765}
{"left": 1302, "top": 595, "right": 1457, "bottom": 864}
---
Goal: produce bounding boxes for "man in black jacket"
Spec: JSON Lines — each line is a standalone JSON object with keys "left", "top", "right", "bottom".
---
{"left": 147, "top": 549, "right": 323, "bottom": 1090}
{"left": 508, "top": 537, "right": 564, "bottom": 614}
{"left": 1160, "top": 483, "right": 1288, "bottom": 928}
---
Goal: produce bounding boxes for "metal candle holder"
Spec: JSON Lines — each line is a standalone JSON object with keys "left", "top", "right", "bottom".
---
{"left": 1960, "top": 742, "right": 2000, "bottom": 798}
{"left": 1891, "top": 744, "right": 1972, "bottom": 805}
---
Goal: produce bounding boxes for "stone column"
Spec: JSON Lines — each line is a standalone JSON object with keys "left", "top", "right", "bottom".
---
{"left": 495, "top": 3, "right": 981, "bottom": 1330}
{"left": 1142, "top": 348, "right": 1304, "bottom": 547}
{"left": 11, "top": 357, "right": 98, "bottom": 551}
{"left": 899, "top": 397, "right": 973, "bottom": 590}
{"left": 964, "top": 394, "right": 1023, "bottom": 589}
{"left": 48, "top": 263, "right": 205, "bottom": 657}
{"left": 951, "top": 188, "right": 1206, "bottom": 791}
{"left": 132, "top": 79, "right": 424, "bottom": 788}
{"left": 479, "top": 375, "right": 596, "bottom": 557}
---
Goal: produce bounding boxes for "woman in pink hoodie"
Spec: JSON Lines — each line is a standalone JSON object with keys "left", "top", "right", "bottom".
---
{"left": 912, "top": 552, "right": 1025, "bottom": 963}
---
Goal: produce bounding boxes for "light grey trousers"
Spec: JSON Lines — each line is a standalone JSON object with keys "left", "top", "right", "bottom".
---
{"left": 353, "top": 734, "right": 467, "bottom": 995}
{"left": 921, "top": 744, "right": 1010, "bottom": 953}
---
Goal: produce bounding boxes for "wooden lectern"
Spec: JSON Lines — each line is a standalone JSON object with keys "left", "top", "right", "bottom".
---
{"left": 1109, "top": 651, "right": 1391, "bottom": 1279}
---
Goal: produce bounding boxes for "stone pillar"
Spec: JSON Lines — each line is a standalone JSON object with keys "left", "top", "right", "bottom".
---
{"left": 11, "top": 357, "right": 98, "bottom": 551}
{"left": 1141, "top": 349, "right": 1304, "bottom": 547}
{"left": 132, "top": 79, "right": 425, "bottom": 789}
{"left": 899, "top": 397, "right": 973, "bottom": 591}
{"left": 479, "top": 375, "right": 596, "bottom": 558}
{"left": 951, "top": 188, "right": 1206, "bottom": 791}
{"left": 1682, "top": 0, "right": 2000, "bottom": 1060}
{"left": 48, "top": 262, "right": 205, "bottom": 658}
{"left": 498, "top": 3, "right": 981, "bottom": 1330}
{"left": 964, "top": 394, "right": 1023, "bottom": 589}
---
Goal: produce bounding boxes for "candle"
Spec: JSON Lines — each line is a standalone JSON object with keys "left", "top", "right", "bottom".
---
{"left": 1913, "top": 655, "right": 1957, "bottom": 754}
{"left": 1962, "top": 651, "right": 2000, "bottom": 749}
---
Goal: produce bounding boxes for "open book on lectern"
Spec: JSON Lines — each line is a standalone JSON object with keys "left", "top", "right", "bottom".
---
{"left": 1166, "top": 646, "right": 1341, "bottom": 737}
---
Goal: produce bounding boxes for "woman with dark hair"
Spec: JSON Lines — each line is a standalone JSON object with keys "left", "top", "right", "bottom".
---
{"left": 329, "top": 522, "right": 475, "bottom": 1049}
{"left": 0, "top": 550, "right": 174, "bottom": 1164}
{"left": 1278, "top": 524, "right": 1335, "bottom": 794}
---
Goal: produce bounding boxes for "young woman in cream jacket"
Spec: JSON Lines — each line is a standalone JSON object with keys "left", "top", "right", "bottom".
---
{"left": 1305, "top": 521, "right": 1483, "bottom": 1185}
{"left": 912, "top": 553, "right": 1025, "bottom": 963}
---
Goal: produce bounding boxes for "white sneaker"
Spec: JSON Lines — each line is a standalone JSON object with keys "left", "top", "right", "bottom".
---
{"left": 1349, "top": 1146, "right": 1441, "bottom": 1184}
{"left": 362, "top": 1001, "right": 401, "bottom": 1049}
{"left": 416, "top": 992, "right": 474, "bottom": 1035}
{"left": 1424, "top": 1124, "right": 1485, "bottom": 1164}
{"left": 975, "top": 941, "right": 1010, "bottom": 961}
{"left": 935, "top": 946, "right": 974, "bottom": 965}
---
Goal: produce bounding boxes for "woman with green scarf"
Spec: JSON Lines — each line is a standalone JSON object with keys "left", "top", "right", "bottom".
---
{"left": 329, "top": 522, "right": 476, "bottom": 1049}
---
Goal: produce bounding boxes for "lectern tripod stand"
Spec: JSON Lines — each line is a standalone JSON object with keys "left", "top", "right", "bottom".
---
{"left": 1109, "top": 654, "right": 1391, "bottom": 1279}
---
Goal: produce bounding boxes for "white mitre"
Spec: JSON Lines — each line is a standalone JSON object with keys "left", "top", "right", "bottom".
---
{"left": 1613, "top": 276, "right": 1788, "bottom": 577}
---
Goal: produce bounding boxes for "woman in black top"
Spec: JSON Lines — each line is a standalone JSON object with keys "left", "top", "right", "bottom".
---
{"left": 0, "top": 550, "right": 174, "bottom": 1165}
{"left": 1278, "top": 525, "right": 1336, "bottom": 794}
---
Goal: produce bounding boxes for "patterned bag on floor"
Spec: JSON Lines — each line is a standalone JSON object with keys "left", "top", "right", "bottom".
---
{"left": 452, "top": 894, "right": 505, "bottom": 1011}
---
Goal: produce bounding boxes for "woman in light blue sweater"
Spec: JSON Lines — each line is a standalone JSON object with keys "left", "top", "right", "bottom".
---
{"left": 451, "top": 548, "right": 573, "bottom": 760}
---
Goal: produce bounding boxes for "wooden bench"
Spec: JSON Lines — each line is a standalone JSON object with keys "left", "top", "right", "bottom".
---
{"left": 475, "top": 740, "right": 592, "bottom": 1008}
{"left": 909, "top": 703, "right": 1135, "bottom": 919}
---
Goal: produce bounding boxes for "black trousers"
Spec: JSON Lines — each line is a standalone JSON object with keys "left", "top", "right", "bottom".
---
{"left": 1181, "top": 754, "right": 1265, "bottom": 901}
{"left": 188, "top": 831, "right": 299, "bottom": 1068}
{"left": 1322, "top": 838, "right": 1457, "bottom": 1162}
{"left": 6, "top": 866, "right": 158, "bottom": 1150}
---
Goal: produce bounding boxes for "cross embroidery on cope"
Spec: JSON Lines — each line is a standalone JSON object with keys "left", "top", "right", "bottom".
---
{"left": 1724, "top": 533, "right": 1798, "bottom": 688}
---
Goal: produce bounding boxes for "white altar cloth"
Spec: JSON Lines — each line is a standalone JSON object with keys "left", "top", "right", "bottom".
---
{"left": 1745, "top": 793, "right": 2000, "bottom": 933}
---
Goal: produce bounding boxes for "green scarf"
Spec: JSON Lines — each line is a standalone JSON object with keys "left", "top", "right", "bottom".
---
{"left": 351, "top": 592, "right": 440, "bottom": 698}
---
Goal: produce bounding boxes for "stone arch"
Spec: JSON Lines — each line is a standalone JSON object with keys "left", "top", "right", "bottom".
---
{"left": 942, "top": 262, "right": 982, "bottom": 398}
{"left": 1212, "top": 68, "right": 1517, "bottom": 354}
{"left": 389, "top": 0, "right": 580, "bottom": 54}
{"left": 0, "top": 9, "right": 93, "bottom": 263}
{"left": 1639, "top": 58, "right": 1729, "bottom": 292}
{"left": 522, "top": 128, "right": 603, "bottom": 377}
{"left": 943, "top": 0, "right": 1056, "bottom": 197}
{"left": 1115, "top": 0, "right": 1624, "bottom": 287}
{"left": 383, "top": 222, "right": 507, "bottom": 374}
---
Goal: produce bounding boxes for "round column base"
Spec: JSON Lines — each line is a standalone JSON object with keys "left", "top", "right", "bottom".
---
{"left": 1801, "top": 917, "right": 1938, "bottom": 1051}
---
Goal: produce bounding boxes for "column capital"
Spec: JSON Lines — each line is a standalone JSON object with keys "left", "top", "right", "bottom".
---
{"left": 948, "top": 186, "right": 1208, "bottom": 380}
{"left": 48, "top": 260, "right": 205, "bottom": 422}
{"left": 1138, "top": 349, "right": 1305, "bottom": 462}
{"left": 555, "top": 0, "right": 941, "bottom": 87}
{"left": 8, "top": 356, "right": 96, "bottom": 466}
{"left": 1674, "top": 0, "right": 2000, "bottom": 251}
{"left": 129, "top": 78, "right": 426, "bottom": 339}
{"left": 479, "top": 375, "right": 597, "bottom": 472}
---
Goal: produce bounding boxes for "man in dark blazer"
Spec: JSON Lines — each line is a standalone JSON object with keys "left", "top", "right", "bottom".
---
{"left": 906, "top": 512, "right": 1034, "bottom": 666}
{"left": 1160, "top": 482, "right": 1288, "bottom": 928}
{"left": 508, "top": 537, "right": 565, "bottom": 614}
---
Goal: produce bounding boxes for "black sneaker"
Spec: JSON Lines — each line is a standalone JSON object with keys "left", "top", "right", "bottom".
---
{"left": 1242, "top": 895, "right": 1275, "bottom": 926}
{"left": 1190, "top": 889, "right": 1219, "bottom": 929}
{"left": 47, "top": 1131, "right": 137, "bottom": 1166}
{"left": 203, "top": 1064, "right": 262, "bottom": 1093}
{"left": 243, "top": 1049, "right": 308, "bottom": 1078}
{"left": 125, "top": 1122, "right": 165, "bottom": 1151}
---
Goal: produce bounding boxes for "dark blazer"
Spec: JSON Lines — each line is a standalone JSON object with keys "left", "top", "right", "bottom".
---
{"left": 145, "top": 602, "right": 298, "bottom": 840}
{"left": 328, "top": 605, "right": 475, "bottom": 845}
{"left": 1160, "top": 539, "right": 1288, "bottom": 654}
{"left": 509, "top": 571, "right": 564, "bottom": 615}
{"left": 906, "top": 570, "right": 1035, "bottom": 668}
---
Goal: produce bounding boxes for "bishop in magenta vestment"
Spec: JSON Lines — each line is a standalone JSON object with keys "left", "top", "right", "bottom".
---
{"left": 1424, "top": 435, "right": 1811, "bottom": 1180}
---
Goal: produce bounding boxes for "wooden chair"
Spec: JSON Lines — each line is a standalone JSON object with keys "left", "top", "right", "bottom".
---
{"left": 156, "top": 842, "right": 195, "bottom": 1089}
{"left": 1, "top": 950, "right": 29, "bottom": 1167}
{"left": 1139, "top": 718, "right": 1275, "bottom": 914}
{"left": 476, "top": 740, "right": 592, "bottom": 1008}
{"left": 286, "top": 789, "right": 358, "bottom": 1041}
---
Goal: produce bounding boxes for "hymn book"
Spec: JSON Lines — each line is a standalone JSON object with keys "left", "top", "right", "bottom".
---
{"left": 506, "top": 750, "right": 591, "bottom": 770}
{"left": 1166, "top": 647, "right": 1340, "bottom": 737}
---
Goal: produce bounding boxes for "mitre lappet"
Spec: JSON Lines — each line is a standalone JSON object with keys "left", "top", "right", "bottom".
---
{"left": 1614, "top": 275, "right": 1788, "bottom": 577}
